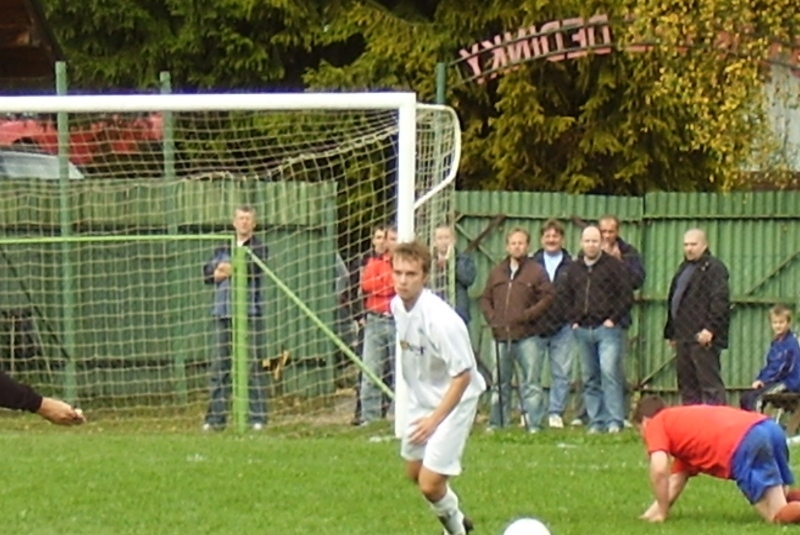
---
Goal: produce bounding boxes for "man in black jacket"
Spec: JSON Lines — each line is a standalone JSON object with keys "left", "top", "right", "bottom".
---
{"left": 0, "top": 369, "right": 85, "bottom": 425}
{"left": 565, "top": 226, "right": 633, "bottom": 433}
{"left": 665, "top": 228, "right": 730, "bottom": 405}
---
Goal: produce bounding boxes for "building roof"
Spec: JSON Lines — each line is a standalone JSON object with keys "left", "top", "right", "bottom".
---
{"left": 0, "top": 0, "right": 63, "bottom": 83}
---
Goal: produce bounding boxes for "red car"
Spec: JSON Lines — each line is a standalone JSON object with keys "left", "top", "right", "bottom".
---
{"left": 0, "top": 113, "right": 163, "bottom": 168}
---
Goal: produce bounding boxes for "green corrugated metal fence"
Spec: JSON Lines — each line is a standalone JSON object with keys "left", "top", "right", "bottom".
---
{"left": 0, "top": 180, "right": 339, "bottom": 402}
{"left": 455, "top": 190, "right": 800, "bottom": 406}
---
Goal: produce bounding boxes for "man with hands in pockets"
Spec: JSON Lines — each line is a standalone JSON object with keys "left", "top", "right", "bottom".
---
{"left": 391, "top": 241, "right": 486, "bottom": 535}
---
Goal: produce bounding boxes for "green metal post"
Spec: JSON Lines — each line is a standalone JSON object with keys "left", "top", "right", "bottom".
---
{"left": 435, "top": 62, "right": 447, "bottom": 105}
{"left": 322, "top": 182, "right": 337, "bottom": 393}
{"left": 56, "top": 61, "right": 77, "bottom": 403}
{"left": 231, "top": 243, "right": 249, "bottom": 434}
{"left": 161, "top": 72, "right": 187, "bottom": 405}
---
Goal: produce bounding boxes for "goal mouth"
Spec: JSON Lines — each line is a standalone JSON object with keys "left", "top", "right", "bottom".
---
{"left": 0, "top": 93, "right": 461, "bottom": 434}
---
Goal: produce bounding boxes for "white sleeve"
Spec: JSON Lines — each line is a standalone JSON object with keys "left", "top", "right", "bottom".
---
{"left": 433, "top": 314, "right": 475, "bottom": 377}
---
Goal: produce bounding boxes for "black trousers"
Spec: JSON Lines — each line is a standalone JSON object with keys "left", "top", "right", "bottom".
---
{"left": 676, "top": 340, "right": 726, "bottom": 405}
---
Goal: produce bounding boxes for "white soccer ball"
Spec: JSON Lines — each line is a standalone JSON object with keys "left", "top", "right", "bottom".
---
{"left": 503, "top": 517, "right": 551, "bottom": 535}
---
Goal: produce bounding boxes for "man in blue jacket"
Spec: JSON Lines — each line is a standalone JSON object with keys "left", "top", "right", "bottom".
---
{"left": 202, "top": 205, "right": 268, "bottom": 431}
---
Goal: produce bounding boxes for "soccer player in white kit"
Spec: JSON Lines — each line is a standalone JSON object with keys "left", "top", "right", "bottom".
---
{"left": 391, "top": 241, "right": 486, "bottom": 535}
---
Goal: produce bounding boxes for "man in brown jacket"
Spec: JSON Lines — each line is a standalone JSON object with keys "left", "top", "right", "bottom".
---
{"left": 479, "top": 227, "right": 555, "bottom": 432}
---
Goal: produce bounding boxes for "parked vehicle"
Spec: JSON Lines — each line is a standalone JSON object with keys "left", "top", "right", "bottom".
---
{"left": 0, "top": 149, "right": 84, "bottom": 180}
{"left": 0, "top": 113, "right": 163, "bottom": 167}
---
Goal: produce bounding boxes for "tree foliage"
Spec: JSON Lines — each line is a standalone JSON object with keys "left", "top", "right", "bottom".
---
{"left": 41, "top": 0, "right": 800, "bottom": 193}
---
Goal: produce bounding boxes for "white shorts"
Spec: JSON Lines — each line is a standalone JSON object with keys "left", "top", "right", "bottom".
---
{"left": 400, "top": 397, "right": 479, "bottom": 476}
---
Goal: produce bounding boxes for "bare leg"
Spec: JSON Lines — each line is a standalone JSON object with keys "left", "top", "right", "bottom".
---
{"left": 754, "top": 485, "right": 800, "bottom": 523}
{"left": 405, "top": 461, "right": 467, "bottom": 535}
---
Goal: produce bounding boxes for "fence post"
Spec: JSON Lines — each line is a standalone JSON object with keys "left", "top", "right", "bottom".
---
{"left": 160, "top": 72, "right": 188, "bottom": 405}
{"left": 232, "top": 243, "right": 249, "bottom": 434}
{"left": 56, "top": 61, "right": 77, "bottom": 403}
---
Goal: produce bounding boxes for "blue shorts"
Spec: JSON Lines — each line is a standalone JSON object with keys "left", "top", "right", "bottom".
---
{"left": 730, "top": 419, "right": 794, "bottom": 503}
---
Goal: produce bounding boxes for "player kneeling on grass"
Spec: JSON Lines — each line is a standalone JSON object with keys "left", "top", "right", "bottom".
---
{"left": 633, "top": 395, "right": 800, "bottom": 524}
{"left": 391, "top": 241, "right": 486, "bottom": 535}
{"left": 0, "top": 369, "right": 86, "bottom": 425}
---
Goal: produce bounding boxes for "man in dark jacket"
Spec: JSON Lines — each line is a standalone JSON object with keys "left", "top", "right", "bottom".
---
{"left": 599, "top": 214, "right": 646, "bottom": 427}
{"left": 432, "top": 224, "right": 476, "bottom": 325}
{"left": 0, "top": 369, "right": 85, "bottom": 425}
{"left": 530, "top": 219, "right": 573, "bottom": 429}
{"left": 201, "top": 205, "right": 268, "bottom": 431}
{"left": 665, "top": 228, "right": 730, "bottom": 405}
{"left": 479, "top": 227, "right": 554, "bottom": 432}
{"left": 565, "top": 226, "right": 633, "bottom": 433}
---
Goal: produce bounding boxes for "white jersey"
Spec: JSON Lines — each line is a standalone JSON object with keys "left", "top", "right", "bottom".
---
{"left": 391, "top": 289, "right": 486, "bottom": 411}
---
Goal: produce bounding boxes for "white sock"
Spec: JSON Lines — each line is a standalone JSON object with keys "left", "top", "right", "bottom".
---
{"left": 429, "top": 486, "right": 465, "bottom": 535}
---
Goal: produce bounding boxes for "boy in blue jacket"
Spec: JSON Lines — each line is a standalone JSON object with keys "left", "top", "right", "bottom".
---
{"left": 741, "top": 305, "right": 800, "bottom": 412}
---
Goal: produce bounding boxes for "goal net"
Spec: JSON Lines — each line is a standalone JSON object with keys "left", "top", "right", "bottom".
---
{"left": 0, "top": 93, "right": 460, "bottom": 433}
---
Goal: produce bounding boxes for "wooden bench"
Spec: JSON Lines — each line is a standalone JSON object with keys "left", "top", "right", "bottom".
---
{"left": 761, "top": 392, "right": 800, "bottom": 435}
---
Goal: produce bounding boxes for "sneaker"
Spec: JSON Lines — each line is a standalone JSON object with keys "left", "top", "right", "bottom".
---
{"left": 548, "top": 414, "right": 564, "bottom": 429}
{"left": 623, "top": 419, "right": 633, "bottom": 428}
{"left": 485, "top": 426, "right": 496, "bottom": 434}
{"left": 570, "top": 418, "right": 584, "bottom": 427}
{"left": 251, "top": 423, "right": 264, "bottom": 431}
{"left": 528, "top": 427, "right": 540, "bottom": 434}
{"left": 201, "top": 423, "right": 224, "bottom": 432}
{"left": 607, "top": 424, "right": 622, "bottom": 434}
{"left": 463, "top": 516, "right": 474, "bottom": 533}
{"left": 587, "top": 427, "right": 602, "bottom": 435}
{"left": 441, "top": 516, "right": 473, "bottom": 535}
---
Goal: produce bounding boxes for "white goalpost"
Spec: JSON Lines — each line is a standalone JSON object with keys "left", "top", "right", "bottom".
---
{"left": 0, "top": 92, "right": 460, "bottom": 432}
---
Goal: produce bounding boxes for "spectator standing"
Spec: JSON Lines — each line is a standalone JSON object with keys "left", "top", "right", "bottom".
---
{"left": 565, "top": 226, "right": 633, "bottom": 433}
{"left": 599, "top": 214, "right": 645, "bottom": 425}
{"left": 347, "top": 224, "right": 387, "bottom": 424}
{"left": 529, "top": 219, "right": 574, "bottom": 429}
{"left": 359, "top": 226, "right": 398, "bottom": 424}
{"left": 201, "top": 205, "right": 268, "bottom": 431}
{"left": 479, "top": 228, "right": 554, "bottom": 432}
{"left": 664, "top": 228, "right": 730, "bottom": 405}
{"left": 432, "top": 224, "right": 476, "bottom": 326}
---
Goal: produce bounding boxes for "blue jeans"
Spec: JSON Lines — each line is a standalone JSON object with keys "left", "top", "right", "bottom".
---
{"left": 359, "top": 314, "right": 396, "bottom": 422}
{"left": 533, "top": 325, "right": 574, "bottom": 417}
{"left": 489, "top": 336, "right": 543, "bottom": 430}
{"left": 573, "top": 325, "right": 624, "bottom": 431}
{"left": 205, "top": 318, "right": 267, "bottom": 427}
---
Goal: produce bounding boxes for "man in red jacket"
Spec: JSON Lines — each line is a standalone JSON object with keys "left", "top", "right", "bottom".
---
{"left": 359, "top": 226, "right": 398, "bottom": 424}
{"left": 633, "top": 395, "right": 800, "bottom": 524}
{"left": 0, "top": 369, "right": 85, "bottom": 425}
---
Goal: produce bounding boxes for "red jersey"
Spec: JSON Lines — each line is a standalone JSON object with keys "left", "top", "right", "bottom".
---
{"left": 361, "top": 254, "right": 395, "bottom": 315}
{"left": 643, "top": 405, "right": 767, "bottom": 479}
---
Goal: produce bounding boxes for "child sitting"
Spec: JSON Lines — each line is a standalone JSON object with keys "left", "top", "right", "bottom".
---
{"left": 740, "top": 305, "right": 800, "bottom": 412}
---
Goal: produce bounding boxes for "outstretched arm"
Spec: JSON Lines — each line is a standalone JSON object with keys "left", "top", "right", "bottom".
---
{"left": 0, "top": 370, "right": 85, "bottom": 426}
{"left": 641, "top": 452, "right": 689, "bottom": 522}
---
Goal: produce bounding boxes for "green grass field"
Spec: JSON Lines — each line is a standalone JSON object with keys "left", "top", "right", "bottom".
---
{"left": 0, "top": 418, "right": 794, "bottom": 535}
